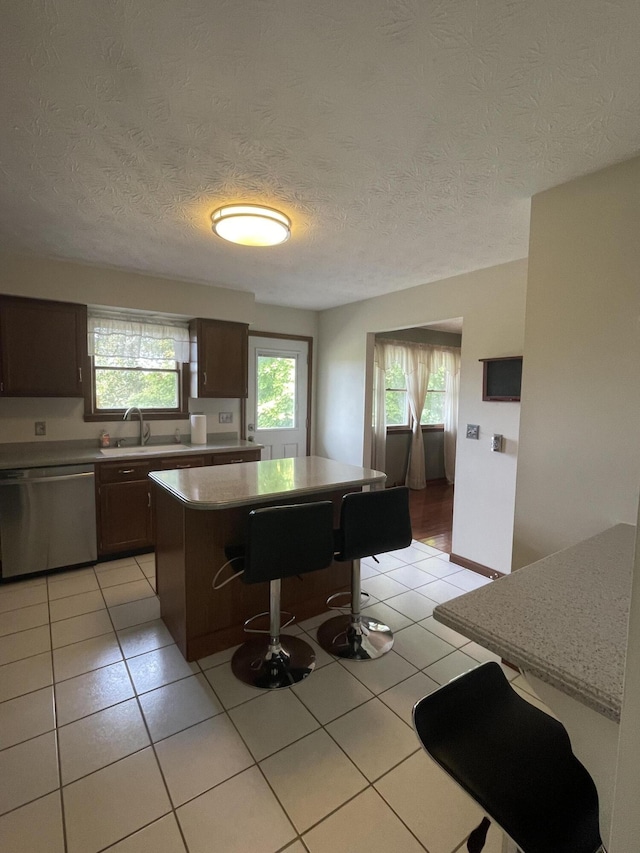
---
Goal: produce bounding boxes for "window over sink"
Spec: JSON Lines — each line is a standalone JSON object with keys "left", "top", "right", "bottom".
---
{"left": 85, "top": 311, "right": 190, "bottom": 421}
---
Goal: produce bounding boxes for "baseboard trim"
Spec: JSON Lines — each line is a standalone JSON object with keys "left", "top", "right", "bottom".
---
{"left": 449, "top": 553, "right": 504, "bottom": 580}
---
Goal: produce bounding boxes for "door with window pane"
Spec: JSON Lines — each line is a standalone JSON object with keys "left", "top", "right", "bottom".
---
{"left": 247, "top": 337, "right": 309, "bottom": 460}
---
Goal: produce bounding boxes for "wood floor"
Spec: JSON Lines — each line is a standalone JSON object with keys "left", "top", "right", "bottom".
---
{"left": 409, "top": 479, "right": 454, "bottom": 553}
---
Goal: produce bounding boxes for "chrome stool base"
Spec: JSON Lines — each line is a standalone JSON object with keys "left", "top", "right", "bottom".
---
{"left": 231, "top": 635, "right": 316, "bottom": 689}
{"left": 317, "top": 613, "right": 393, "bottom": 660}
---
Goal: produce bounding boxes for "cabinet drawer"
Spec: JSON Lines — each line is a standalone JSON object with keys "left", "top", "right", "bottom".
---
{"left": 210, "top": 450, "right": 260, "bottom": 465}
{"left": 157, "top": 455, "right": 206, "bottom": 470}
{"left": 96, "top": 461, "right": 151, "bottom": 484}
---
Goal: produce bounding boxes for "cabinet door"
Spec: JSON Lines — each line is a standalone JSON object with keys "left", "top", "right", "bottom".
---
{"left": 190, "top": 319, "right": 248, "bottom": 398}
{"left": 0, "top": 296, "right": 87, "bottom": 397}
{"left": 98, "top": 481, "right": 153, "bottom": 555}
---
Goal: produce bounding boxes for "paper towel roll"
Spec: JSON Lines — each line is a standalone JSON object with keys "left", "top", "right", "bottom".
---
{"left": 190, "top": 414, "right": 207, "bottom": 445}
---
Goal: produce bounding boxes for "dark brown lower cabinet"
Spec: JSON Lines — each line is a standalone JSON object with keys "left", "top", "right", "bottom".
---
{"left": 98, "top": 480, "right": 153, "bottom": 554}
{"left": 96, "top": 449, "right": 260, "bottom": 557}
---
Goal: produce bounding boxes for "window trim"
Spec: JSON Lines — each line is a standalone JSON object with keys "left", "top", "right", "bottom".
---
{"left": 386, "top": 424, "right": 444, "bottom": 434}
{"left": 84, "top": 359, "right": 190, "bottom": 422}
{"left": 384, "top": 386, "right": 446, "bottom": 430}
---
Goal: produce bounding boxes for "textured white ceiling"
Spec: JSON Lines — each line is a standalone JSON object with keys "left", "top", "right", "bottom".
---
{"left": 1, "top": 1, "right": 639, "bottom": 310}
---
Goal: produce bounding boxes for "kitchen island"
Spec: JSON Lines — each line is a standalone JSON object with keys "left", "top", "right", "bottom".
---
{"left": 433, "top": 523, "right": 637, "bottom": 845}
{"left": 150, "top": 455, "right": 386, "bottom": 661}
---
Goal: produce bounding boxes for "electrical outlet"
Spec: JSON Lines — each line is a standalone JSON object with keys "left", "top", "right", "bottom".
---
{"left": 490, "top": 434, "right": 503, "bottom": 452}
{"left": 466, "top": 424, "right": 479, "bottom": 439}
{"left": 219, "top": 412, "right": 233, "bottom": 424}
{"left": 35, "top": 421, "right": 46, "bottom": 436}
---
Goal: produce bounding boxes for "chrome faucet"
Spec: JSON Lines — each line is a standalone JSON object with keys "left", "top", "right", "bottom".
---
{"left": 123, "top": 407, "right": 150, "bottom": 446}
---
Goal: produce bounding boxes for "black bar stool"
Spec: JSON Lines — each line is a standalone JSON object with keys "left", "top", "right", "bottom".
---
{"left": 316, "top": 486, "right": 412, "bottom": 661}
{"left": 229, "top": 500, "right": 335, "bottom": 690}
{"left": 412, "top": 661, "right": 606, "bottom": 853}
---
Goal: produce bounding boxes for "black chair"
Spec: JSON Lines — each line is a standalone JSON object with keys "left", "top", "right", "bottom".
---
{"left": 229, "top": 500, "right": 335, "bottom": 690}
{"left": 412, "top": 661, "right": 606, "bottom": 853}
{"left": 316, "top": 486, "right": 412, "bottom": 660}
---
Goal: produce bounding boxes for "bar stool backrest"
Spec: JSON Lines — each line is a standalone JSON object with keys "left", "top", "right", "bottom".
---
{"left": 336, "top": 486, "right": 412, "bottom": 562}
{"left": 243, "top": 500, "right": 335, "bottom": 584}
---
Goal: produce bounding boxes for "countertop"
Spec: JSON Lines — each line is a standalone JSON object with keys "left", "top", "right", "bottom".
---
{"left": 434, "top": 523, "right": 637, "bottom": 722}
{"left": 149, "top": 455, "right": 386, "bottom": 510}
{"left": 0, "top": 436, "right": 260, "bottom": 470}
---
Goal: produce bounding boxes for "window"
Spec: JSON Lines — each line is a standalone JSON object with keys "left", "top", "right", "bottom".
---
{"left": 256, "top": 351, "right": 297, "bottom": 429}
{"left": 86, "top": 313, "right": 190, "bottom": 419}
{"left": 385, "top": 361, "right": 446, "bottom": 427}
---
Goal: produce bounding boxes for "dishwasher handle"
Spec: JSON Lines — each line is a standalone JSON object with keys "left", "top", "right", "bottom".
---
{"left": 0, "top": 471, "right": 95, "bottom": 486}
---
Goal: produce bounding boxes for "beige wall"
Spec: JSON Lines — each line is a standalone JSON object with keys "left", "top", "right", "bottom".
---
{"left": 513, "top": 157, "right": 640, "bottom": 568}
{"left": 316, "top": 259, "right": 528, "bottom": 574}
{"left": 0, "top": 252, "right": 255, "bottom": 322}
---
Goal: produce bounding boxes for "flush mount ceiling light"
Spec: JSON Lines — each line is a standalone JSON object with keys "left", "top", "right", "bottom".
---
{"left": 211, "top": 204, "right": 291, "bottom": 247}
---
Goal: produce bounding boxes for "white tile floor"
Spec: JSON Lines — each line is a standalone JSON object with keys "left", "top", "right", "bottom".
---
{"left": 0, "top": 542, "right": 543, "bottom": 853}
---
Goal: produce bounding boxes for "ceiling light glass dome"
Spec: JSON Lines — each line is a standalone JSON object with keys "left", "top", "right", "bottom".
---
{"left": 211, "top": 204, "right": 291, "bottom": 247}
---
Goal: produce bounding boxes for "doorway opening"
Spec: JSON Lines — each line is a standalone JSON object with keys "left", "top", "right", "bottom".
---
{"left": 369, "top": 319, "right": 463, "bottom": 554}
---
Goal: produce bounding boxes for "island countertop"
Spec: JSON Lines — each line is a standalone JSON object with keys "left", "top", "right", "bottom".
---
{"left": 434, "top": 523, "right": 637, "bottom": 721}
{"left": 149, "top": 455, "right": 386, "bottom": 510}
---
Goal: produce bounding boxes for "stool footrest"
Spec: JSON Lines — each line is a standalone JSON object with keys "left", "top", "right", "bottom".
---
{"left": 326, "top": 590, "right": 370, "bottom": 612}
{"left": 316, "top": 613, "right": 393, "bottom": 660}
{"left": 243, "top": 610, "right": 295, "bottom": 634}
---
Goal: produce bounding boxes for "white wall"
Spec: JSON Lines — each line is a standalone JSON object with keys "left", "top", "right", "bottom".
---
{"left": 0, "top": 254, "right": 318, "bottom": 445}
{"left": 316, "top": 259, "right": 528, "bottom": 573}
{"left": 513, "top": 157, "right": 640, "bottom": 568}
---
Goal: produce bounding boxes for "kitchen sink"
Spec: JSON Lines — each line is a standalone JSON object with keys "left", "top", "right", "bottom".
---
{"left": 100, "top": 444, "right": 191, "bottom": 456}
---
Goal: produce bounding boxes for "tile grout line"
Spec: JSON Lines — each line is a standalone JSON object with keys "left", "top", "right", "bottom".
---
{"left": 95, "top": 564, "right": 193, "bottom": 853}
{"left": 1, "top": 546, "right": 498, "bottom": 852}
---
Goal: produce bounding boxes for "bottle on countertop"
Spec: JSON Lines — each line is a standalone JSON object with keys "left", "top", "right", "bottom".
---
{"left": 99, "top": 431, "right": 110, "bottom": 448}
{"left": 174, "top": 428, "right": 181, "bottom": 444}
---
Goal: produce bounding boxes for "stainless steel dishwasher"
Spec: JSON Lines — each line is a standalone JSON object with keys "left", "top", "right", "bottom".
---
{"left": 0, "top": 464, "right": 97, "bottom": 579}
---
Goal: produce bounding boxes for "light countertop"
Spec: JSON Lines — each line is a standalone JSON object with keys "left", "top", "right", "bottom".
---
{"left": 0, "top": 436, "right": 259, "bottom": 470}
{"left": 149, "top": 455, "right": 386, "bottom": 510}
{"left": 434, "top": 523, "right": 637, "bottom": 721}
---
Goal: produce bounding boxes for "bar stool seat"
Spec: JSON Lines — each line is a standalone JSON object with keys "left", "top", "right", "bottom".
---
{"left": 412, "top": 661, "right": 606, "bottom": 853}
{"left": 316, "top": 486, "right": 412, "bottom": 660}
{"left": 228, "top": 500, "right": 335, "bottom": 690}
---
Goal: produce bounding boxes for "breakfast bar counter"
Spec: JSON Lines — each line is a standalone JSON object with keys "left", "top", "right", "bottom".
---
{"left": 433, "top": 523, "right": 637, "bottom": 844}
{"left": 150, "top": 456, "right": 385, "bottom": 661}
{"left": 434, "top": 523, "right": 636, "bottom": 721}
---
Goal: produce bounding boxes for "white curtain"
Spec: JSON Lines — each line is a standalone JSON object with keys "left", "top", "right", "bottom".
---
{"left": 375, "top": 340, "right": 461, "bottom": 488}
{"left": 404, "top": 348, "right": 430, "bottom": 490}
{"left": 372, "top": 343, "right": 387, "bottom": 474}
{"left": 88, "top": 311, "right": 190, "bottom": 364}
{"left": 443, "top": 350, "right": 461, "bottom": 484}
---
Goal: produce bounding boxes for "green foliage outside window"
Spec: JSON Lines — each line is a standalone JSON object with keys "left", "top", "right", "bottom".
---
{"left": 385, "top": 361, "right": 446, "bottom": 426}
{"left": 257, "top": 355, "right": 296, "bottom": 429}
{"left": 95, "top": 369, "right": 178, "bottom": 409}
{"left": 94, "top": 332, "right": 180, "bottom": 410}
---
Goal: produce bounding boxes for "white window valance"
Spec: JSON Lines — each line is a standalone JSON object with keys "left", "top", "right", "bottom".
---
{"left": 88, "top": 311, "right": 190, "bottom": 364}
{"left": 374, "top": 339, "right": 459, "bottom": 375}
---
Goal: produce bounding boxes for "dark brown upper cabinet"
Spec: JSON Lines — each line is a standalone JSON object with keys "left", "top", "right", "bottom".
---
{"left": 0, "top": 295, "right": 88, "bottom": 397}
{"left": 189, "top": 318, "right": 248, "bottom": 398}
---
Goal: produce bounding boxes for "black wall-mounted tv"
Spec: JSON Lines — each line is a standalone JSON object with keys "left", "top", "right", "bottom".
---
{"left": 479, "top": 356, "right": 522, "bottom": 401}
